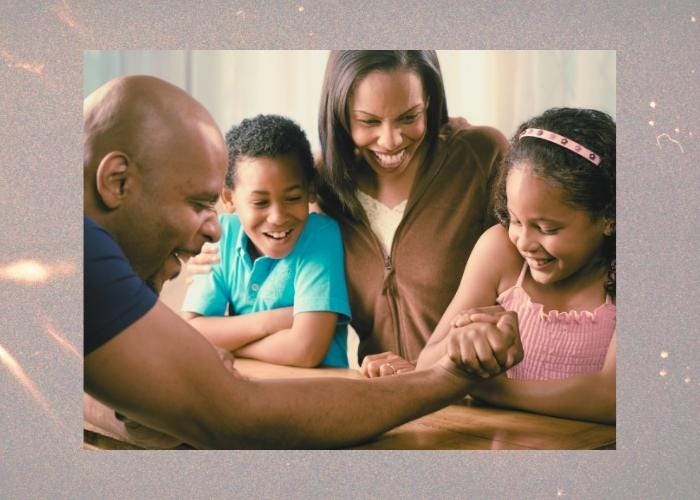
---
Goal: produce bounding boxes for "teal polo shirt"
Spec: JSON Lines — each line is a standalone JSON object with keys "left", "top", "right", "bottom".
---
{"left": 182, "top": 213, "right": 351, "bottom": 367}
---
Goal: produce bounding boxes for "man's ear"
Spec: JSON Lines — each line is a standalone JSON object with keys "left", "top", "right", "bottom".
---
{"left": 603, "top": 218, "right": 615, "bottom": 236}
{"left": 95, "top": 151, "right": 133, "bottom": 209}
{"left": 220, "top": 187, "right": 236, "bottom": 213}
{"left": 308, "top": 188, "right": 318, "bottom": 204}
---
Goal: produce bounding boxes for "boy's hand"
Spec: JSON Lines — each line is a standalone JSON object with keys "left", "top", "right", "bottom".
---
{"left": 185, "top": 242, "right": 220, "bottom": 283}
{"left": 214, "top": 345, "right": 246, "bottom": 380}
{"left": 445, "top": 310, "right": 522, "bottom": 378}
{"left": 360, "top": 351, "right": 415, "bottom": 377}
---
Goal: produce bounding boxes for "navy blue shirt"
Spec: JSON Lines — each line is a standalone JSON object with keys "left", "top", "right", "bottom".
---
{"left": 84, "top": 216, "right": 157, "bottom": 355}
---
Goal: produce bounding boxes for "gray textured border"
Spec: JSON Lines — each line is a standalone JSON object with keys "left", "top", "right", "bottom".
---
{"left": 1, "top": 1, "right": 698, "bottom": 498}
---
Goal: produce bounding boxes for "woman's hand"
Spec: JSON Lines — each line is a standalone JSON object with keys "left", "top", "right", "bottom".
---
{"left": 360, "top": 351, "right": 416, "bottom": 378}
{"left": 185, "top": 242, "right": 220, "bottom": 282}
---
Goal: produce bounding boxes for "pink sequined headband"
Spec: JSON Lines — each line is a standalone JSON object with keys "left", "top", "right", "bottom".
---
{"left": 519, "top": 128, "right": 602, "bottom": 166}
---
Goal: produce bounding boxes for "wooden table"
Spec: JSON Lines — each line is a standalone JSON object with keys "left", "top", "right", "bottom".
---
{"left": 84, "top": 359, "right": 615, "bottom": 450}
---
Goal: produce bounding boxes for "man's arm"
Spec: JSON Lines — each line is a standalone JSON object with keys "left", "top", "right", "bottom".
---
{"left": 85, "top": 300, "right": 480, "bottom": 449}
{"left": 183, "top": 307, "right": 293, "bottom": 350}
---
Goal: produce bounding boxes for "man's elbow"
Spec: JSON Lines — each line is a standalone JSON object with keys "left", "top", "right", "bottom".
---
{"left": 179, "top": 402, "right": 251, "bottom": 449}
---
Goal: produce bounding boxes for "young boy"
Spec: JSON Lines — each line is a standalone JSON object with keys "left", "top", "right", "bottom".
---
{"left": 182, "top": 114, "right": 351, "bottom": 367}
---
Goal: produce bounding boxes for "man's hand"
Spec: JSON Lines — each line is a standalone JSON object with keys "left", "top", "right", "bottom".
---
{"left": 445, "top": 308, "right": 522, "bottom": 378}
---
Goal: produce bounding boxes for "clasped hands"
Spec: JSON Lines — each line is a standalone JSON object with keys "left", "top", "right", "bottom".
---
{"left": 360, "top": 305, "right": 523, "bottom": 379}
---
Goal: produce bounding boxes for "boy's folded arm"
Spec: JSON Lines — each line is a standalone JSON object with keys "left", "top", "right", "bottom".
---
{"left": 469, "top": 335, "right": 616, "bottom": 424}
{"left": 183, "top": 307, "right": 294, "bottom": 351}
{"left": 234, "top": 311, "right": 338, "bottom": 368}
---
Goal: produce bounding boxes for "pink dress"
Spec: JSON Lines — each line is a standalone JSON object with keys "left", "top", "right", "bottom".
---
{"left": 497, "top": 263, "right": 616, "bottom": 380}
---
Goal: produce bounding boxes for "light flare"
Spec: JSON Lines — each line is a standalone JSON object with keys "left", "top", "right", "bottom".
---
{"left": 0, "top": 343, "right": 54, "bottom": 417}
{"left": 0, "top": 48, "right": 44, "bottom": 75}
{"left": 51, "top": 0, "right": 88, "bottom": 37}
{"left": 42, "top": 319, "right": 80, "bottom": 360}
{"left": 0, "top": 259, "right": 76, "bottom": 284}
{"left": 656, "top": 133, "right": 685, "bottom": 153}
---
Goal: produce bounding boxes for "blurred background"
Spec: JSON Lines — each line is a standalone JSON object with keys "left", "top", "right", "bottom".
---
{"left": 84, "top": 50, "right": 616, "bottom": 314}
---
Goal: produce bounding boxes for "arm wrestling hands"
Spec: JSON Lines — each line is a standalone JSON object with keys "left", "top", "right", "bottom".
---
{"left": 361, "top": 306, "right": 522, "bottom": 379}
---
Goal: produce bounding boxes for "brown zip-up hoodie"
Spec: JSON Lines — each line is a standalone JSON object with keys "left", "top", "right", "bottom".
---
{"left": 337, "top": 118, "right": 509, "bottom": 364}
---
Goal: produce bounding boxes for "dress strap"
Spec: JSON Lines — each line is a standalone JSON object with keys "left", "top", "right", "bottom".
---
{"left": 516, "top": 261, "right": 529, "bottom": 287}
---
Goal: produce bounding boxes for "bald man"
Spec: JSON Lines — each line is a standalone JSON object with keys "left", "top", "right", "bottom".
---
{"left": 84, "top": 75, "right": 522, "bottom": 449}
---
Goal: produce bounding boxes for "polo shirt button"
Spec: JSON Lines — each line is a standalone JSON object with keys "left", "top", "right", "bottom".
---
{"left": 251, "top": 283, "right": 260, "bottom": 292}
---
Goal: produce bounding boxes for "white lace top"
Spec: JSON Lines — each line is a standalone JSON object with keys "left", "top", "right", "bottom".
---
{"left": 356, "top": 190, "right": 407, "bottom": 255}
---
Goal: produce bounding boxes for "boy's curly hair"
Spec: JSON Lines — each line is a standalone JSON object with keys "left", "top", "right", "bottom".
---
{"left": 224, "top": 114, "right": 315, "bottom": 189}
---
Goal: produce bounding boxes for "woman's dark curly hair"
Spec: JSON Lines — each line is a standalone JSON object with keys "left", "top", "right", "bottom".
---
{"left": 224, "top": 114, "right": 315, "bottom": 189}
{"left": 493, "top": 107, "right": 616, "bottom": 298}
{"left": 316, "top": 50, "right": 448, "bottom": 221}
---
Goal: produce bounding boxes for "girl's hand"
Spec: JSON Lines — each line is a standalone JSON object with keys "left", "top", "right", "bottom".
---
{"left": 446, "top": 311, "right": 523, "bottom": 378}
{"left": 360, "top": 351, "right": 415, "bottom": 378}
{"left": 185, "top": 242, "right": 220, "bottom": 282}
{"left": 451, "top": 305, "right": 507, "bottom": 328}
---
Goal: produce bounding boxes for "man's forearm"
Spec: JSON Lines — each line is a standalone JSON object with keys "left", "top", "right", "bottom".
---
{"left": 188, "top": 363, "right": 474, "bottom": 449}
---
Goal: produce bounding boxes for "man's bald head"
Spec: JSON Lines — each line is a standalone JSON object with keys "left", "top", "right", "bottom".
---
{"left": 84, "top": 75, "right": 224, "bottom": 193}
{"left": 83, "top": 75, "right": 227, "bottom": 291}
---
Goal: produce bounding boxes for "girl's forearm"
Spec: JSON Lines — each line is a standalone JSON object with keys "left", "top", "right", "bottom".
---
{"left": 470, "top": 373, "right": 615, "bottom": 424}
{"left": 416, "top": 341, "right": 446, "bottom": 369}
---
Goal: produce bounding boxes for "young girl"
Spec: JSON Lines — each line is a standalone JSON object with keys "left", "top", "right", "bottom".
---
{"left": 415, "top": 107, "right": 616, "bottom": 424}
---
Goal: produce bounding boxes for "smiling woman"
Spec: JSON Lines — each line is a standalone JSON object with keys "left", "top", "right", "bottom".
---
{"left": 316, "top": 50, "right": 509, "bottom": 365}
{"left": 349, "top": 68, "right": 429, "bottom": 208}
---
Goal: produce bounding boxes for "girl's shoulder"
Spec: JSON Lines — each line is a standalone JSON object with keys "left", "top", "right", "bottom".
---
{"left": 472, "top": 224, "right": 524, "bottom": 294}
